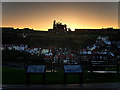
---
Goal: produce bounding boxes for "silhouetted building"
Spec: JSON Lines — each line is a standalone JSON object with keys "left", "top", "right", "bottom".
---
{"left": 48, "top": 20, "right": 67, "bottom": 33}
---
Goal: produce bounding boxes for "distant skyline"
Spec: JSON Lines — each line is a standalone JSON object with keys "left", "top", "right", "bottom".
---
{"left": 2, "top": 2, "right": 119, "bottom": 31}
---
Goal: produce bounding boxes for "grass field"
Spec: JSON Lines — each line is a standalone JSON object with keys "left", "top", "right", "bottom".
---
{"left": 3, "top": 30, "right": 120, "bottom": 49}
{"left": 2, "top": 67, "right": 120, "bottom": 85}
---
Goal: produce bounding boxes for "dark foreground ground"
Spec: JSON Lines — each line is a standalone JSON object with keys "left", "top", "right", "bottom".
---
{"left": 2, "top": 83, "right": 120, "bottom": 90}
{"left": 2, "top": 67, "right": 120, "bottom": 84}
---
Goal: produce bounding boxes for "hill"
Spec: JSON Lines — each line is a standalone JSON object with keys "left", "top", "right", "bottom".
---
{"left": 2, "top": 28, "right": 120, "bottom": 49}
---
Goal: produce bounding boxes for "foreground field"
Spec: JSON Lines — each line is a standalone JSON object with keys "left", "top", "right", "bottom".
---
{"left": 2, "top": 67, "right": 120, "bottom": 84}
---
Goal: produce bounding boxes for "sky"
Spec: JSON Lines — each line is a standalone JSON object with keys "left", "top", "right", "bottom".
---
{"left": 2, "top": 2, "right": 119, "bottom": 31}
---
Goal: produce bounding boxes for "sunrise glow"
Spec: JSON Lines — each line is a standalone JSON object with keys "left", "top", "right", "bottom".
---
{"left": 2, "top": 2, "right": 118, "bottom": 31}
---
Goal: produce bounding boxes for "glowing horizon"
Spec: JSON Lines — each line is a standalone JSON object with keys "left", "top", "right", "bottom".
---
{"left": 1, "top": 25, "right": 118, "bottom": 31}
{"left": 2, "top": 23, "right": 118, "bottom": 31}
{"left": 2, "top": 2, "right": 118, "bottom": 31}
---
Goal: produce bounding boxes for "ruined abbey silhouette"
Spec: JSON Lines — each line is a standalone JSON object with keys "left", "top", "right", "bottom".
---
{"left": 48, "top": 20, "right": 71, "bottom": 33}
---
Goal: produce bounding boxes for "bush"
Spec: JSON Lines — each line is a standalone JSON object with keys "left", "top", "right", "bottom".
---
{"left": 2, "top": 50, "right": 26, "bottom": 62}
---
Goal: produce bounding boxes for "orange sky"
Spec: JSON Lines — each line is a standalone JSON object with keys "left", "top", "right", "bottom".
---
{"left": 2, "top": 2, "right": 118, "bottom": 31}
